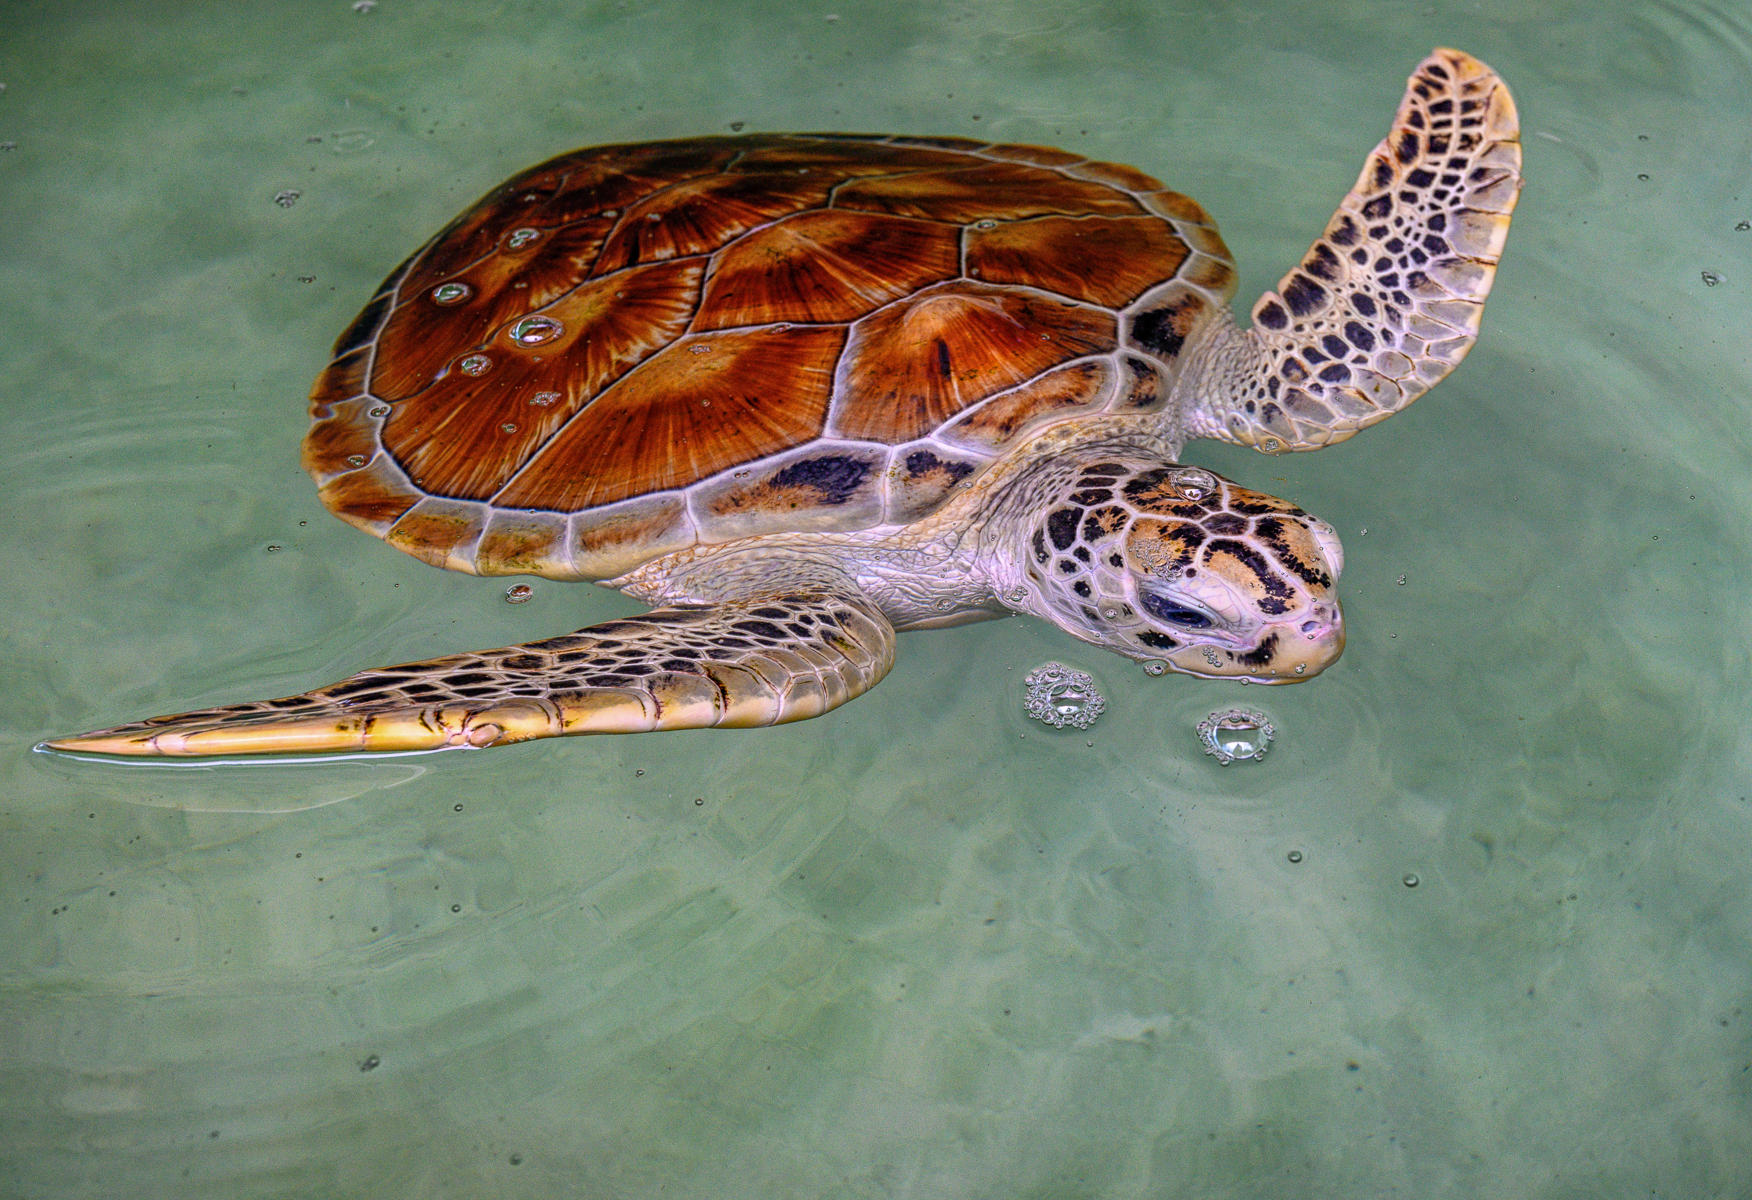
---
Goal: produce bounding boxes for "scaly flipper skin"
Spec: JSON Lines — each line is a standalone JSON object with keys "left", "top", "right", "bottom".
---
{"left": 45, "top": 591, "right": 895, "bottom": 756}
{"left": 1185, "top": 48, "right": 1522, "bottom": 451}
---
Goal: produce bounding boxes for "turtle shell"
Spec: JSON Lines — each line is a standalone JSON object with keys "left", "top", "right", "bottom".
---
{"left": 304, "top": 134, "right": 1236, "bottom": 579}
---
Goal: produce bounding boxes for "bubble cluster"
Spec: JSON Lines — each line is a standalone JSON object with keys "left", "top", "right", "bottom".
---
{"left": 1197, "top": 708, "right": 1275, "bottom": 765}
{"left": 1023, "top": 662, "right": 1106, "bottom": 730}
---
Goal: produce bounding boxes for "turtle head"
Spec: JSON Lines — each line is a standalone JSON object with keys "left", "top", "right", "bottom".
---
{"left": 1015, "top": 463, "right": 1346, "bottom": 683}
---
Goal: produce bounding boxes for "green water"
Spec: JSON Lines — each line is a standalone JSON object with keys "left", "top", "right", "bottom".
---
{"left": 4, "top": 1, "right": 1751, "bottom": 1195}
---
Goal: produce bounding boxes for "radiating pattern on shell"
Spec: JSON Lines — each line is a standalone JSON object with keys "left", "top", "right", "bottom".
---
{"left": 303, "top": 135, "right": 1236, "bottom": 579}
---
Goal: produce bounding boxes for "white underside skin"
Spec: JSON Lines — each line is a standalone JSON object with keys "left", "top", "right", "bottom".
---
{"left": 45, "top": 49, "right": 1516, "bottom": 757}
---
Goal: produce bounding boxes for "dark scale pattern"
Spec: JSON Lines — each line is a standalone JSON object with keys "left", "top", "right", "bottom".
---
{"left": 1022, "top": 466, "right": 1339, "bottom": 679}
{"left": 1212, "top": 48, "right": 1520, "bottom": 453}
{"left": 54, "top": 591, "right": 898, "bottom": 755}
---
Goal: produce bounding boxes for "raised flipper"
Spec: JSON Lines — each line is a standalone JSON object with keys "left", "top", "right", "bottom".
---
{"left": 1184, "top": 47, "right": 1522, "bottom": 451}
{"left": 44, "top": 590, "right": 896, "bottom": 757}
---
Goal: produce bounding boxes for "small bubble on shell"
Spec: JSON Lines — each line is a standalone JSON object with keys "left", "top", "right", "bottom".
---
{"left": 367, "top": 404, "right": 390, "bottom": 418}
{"left": 458, "top": 353, "right": 492, "bottom": 376}
{"left": 431, "top": 282, "right": 471, "bottom": 305}
{"left": 510, "top": 315, "right": 563, "bottom": 345}
{"left": 530, "top": 391, "right": 560, "bottom": 406}
{"left": 506, "top": 227, "right": 541, "bottom": 249}
{"left": 1165, "top": 465, "right": 1218, "bottom": 501}
{"left": 345, "top": 454, "right": 367, "bottom": 468}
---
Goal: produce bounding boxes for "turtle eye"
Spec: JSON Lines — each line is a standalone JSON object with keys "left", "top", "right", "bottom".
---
{"left": 1139, "top": 590, "right": 1214, "bottom": 629}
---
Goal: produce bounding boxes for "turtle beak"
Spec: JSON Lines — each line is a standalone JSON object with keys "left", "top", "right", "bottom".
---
{"left": 1157, "top": 598, "right": 1345, "bottom": 683}
{"left": 1273, "top": 598, "right": 1346, "bottom": 681}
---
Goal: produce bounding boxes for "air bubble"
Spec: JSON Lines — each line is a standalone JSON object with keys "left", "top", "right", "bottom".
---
{"left": 458, "top": 354, "right": 492, "bottom": 376}
{"left": 688, "top": 343, "right": 711, "bottom": 355}
{"left": 1396, "top": 574, "right": 1407, "bottom": 586}
{"left": 1736, "top": 221, "right": 1750, "bottom": 232}
{"left": 1403, "top": 873, "right": 1420, "bottom": 888}
{"left": 345, "top": 453, "right": 367, "bottom": 468}
{"left": 510, "top": 315, "right": 563, "bottom": 345}
{"left": 1023, "top": 662, "right": 1106, "bottom": 730}
{"left": 431, "top": 282, "right": 471, "bottom": 305}
{"left": 974, "top": 219, "right": 998, "bottom": 230}
{"left": 1164, "top": 466, "right": 1218, "bottom": 501}
{"left": 1701, "top": 270, "right": 1724, "bottom": 287}
{"left": 1286, "top": 849, "right": 1304, "bottom": 864}
{"left": 367, "top": 404, "right": 390, "bottom": 418}
{"left": 1196, "top": 708, "right": 1275, "bottom": 765}
{"left": 1142, "top": 659, "right": 1167, "bottom": 676}
{"left": 501, "top": 422, "right": 518, "bottom": 434}
{"left": 530, "top": 391, "right": 560, "bottom": 406}
{"left": 505, "top": 584, "right": 533, "bottom": 604}
{"left": 273, "top": 189, "right": 301, "bottom": 208}
{"left": 506, "top": 227, "right": 541, "bottom": 249}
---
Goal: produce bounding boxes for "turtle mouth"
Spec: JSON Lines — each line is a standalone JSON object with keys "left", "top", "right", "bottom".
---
{"left": 1159, "top": 602, "right": 1345, "bottom": 683}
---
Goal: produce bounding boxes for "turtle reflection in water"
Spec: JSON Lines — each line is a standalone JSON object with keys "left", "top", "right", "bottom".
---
{"left": 50, "top": 49, "right": 1520, "bottom": 757}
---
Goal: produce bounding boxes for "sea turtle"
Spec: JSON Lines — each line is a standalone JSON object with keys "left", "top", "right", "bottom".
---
{"left": 48, "top": 48, "right": 1520, "bottom": 757}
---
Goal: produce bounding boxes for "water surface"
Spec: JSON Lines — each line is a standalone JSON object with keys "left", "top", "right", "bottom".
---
{"left": 3, "top": 1, "right": 1750, "bottom": 1196}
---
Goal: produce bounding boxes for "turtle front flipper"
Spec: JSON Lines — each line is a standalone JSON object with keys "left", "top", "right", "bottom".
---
{"left": 1185, "top": 47, "right": 1522, "bottom": 451}
{"left": 44, "top": 592, "right": 896, "bottom": 757}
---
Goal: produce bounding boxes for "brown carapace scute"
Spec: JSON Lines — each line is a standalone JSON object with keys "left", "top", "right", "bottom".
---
{"left": 303, "top": 131, "right": 1238, "bottom": 579}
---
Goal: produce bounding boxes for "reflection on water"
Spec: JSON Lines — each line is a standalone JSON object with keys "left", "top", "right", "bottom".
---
{"left": 3, "top": 1, "right": 1752, "bottom": 1197}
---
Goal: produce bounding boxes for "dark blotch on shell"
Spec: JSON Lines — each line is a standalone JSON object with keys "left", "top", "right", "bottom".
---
{"left": 770, "top": 455, "right": 871, "bottom": 504}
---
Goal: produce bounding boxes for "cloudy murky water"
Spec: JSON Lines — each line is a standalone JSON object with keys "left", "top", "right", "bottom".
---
{"left": 4, "top": 1, "right": 1750, "bottom": 1196}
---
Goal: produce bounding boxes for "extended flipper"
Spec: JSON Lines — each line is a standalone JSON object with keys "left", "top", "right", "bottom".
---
{"left": 1185, "top": 47, "right": 1522, "bottom": 451}
{"left": 44, "top": 590, "right": 895, "bottom": 757}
